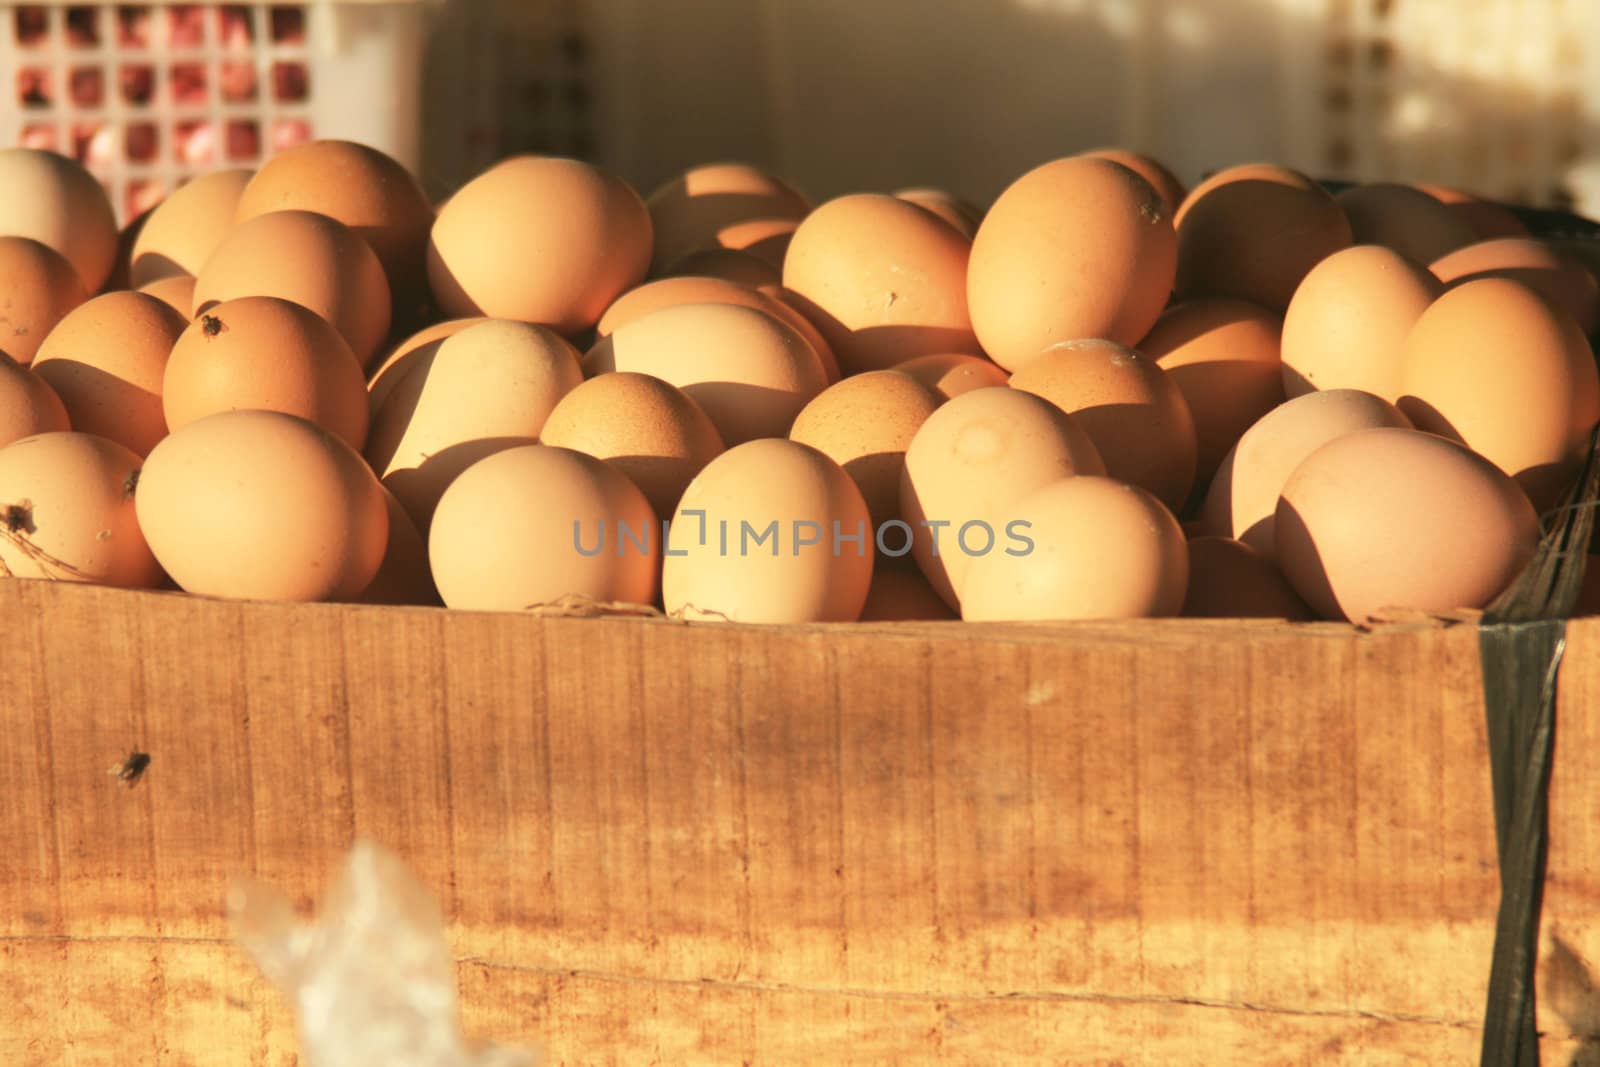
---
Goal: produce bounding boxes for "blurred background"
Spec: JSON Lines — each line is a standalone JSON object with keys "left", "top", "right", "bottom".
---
{"left": 3, "top": 0, "right": 1597, "bottom": 222}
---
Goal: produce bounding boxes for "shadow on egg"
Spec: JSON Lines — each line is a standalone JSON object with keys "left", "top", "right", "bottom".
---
{"left": 1270, "top": 498, "right": 1339, "bottom": 622}
{"left": 1394, "top": 394, "right": 1462, "bottom": 443}
{"left": 383, "top": 435, "right": 536, "bottom": 533}
{"left": 127, "top": 250, "right": 185, "bottom": 291}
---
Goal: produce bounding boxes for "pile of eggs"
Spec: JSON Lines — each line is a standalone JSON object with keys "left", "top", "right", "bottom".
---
{"left": 0, "top": 140, "right": 1597, "bottom": 625}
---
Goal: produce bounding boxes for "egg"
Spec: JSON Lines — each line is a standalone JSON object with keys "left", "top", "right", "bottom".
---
{"left": 193, "top": 209, "right": 391, "bottom": 369}
{"left": 1280, "top": 245, "right": 1441, "bottom": 400}
{"left": 136, "top": 409, "right": 388, "bottom": 601}
{"left": 428, "top": 155, "right": 652, "bottom": 334}
{"left": 893, "top": 187, "right": 983, "bottom": 239}
{"left": 1414, "top": 184, "right": 1528, "bottom": 240}
{"left": 646, "top": 162, "right": 810, "bottom": 274}
{"left": 32, "top": 291, "right": 187, "bottom": 456}
{"left": 959, "top": 477, "right": 1187, "bottom": 622}
{"left": 893, "top": 352, "right": 1009, "bottom": 399}
{"left": 782, "top": 193, "right": 979, "bottom": 375}
{"left": 163, "top": 295, "right": 368, "bottom": 453}
{"left": 1007, "top": 339, "right": 1197, "bottom": 511}
{"left": 351, "top": 486, "right": 441, "bottom": 606}
{"left": 1174, "top": 163, "right": 1353, "bottom": 310}
{"left": 660, "top": 247, "right": 782, "bottom": 289}
{"left": 584, "top": 302, "right": 828, "bottom": 445}
{"left": 1333, "top": 183, "right": 1477, "bottom": 265}
{"left": 1399, "top": 277, "right": 1600, "bottom": 511}
{"left": 1136, "top": 298, "right": 1285, "bottom": 493}
{"left": 1202, "top": 388, "right": 1412, "bottom": 556}
{"left": 0, "top": 431, "right": 160, "bottom": 586}
{"left": 789, "top": 370, "right": 943, "bottom": 530}
{"left": 0, "top": 148, "right": 118, "bottom": 292}
{"left": 0, "top": 237, "right": 88, "bottom": 365}
{"left": 366, "top": 317, "right": 487, "bottom": 413}
{"left": 1275, "top": 428, "right": 1538, "bottom": 623}
{"left": 128, "top": 168, "right": 252, "bottom": 286}
{"left": 0, "top": 358, "right": 69, "bottom": 447}
{"left": 858, "top": 565, "right": 957, "bottom": 621}
{"left": 714, "top": 218, "right": 800, "bottom": 268}
{"left": 366, "top": 319, "right": 584, "bottom": 529}
{"left": 137, "top": 274, "right": 197, "bottom": 318}
{"left": 900, "top": 387, "right": 1104, "bottom": 608}
{"left": 971, "top": 158, "right": 1174, "bottom": 371}
{"left": 1182, "top": 536, "right": 1312, "bottom": 620}
{"left": 1429, "top": 237, "right": 1600, "bottom": 336}
{"left": 429, "top": 444, "right": 659, "bottom": 612}
{"left": 662, "top": 439, "right": 873, "bottom": 623}
{"left": 1077, "top": 147, "right": 1188, "bottom": 217}
{"left": 539, "top": 372, "right": 725, "bottom": 520}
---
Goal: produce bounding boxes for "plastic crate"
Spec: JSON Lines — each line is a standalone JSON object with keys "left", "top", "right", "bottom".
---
{"left": 0, "top": 1, "right": 425, "bottom": 223}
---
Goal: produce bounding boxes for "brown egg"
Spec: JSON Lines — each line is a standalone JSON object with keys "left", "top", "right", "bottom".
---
{"left": 789, "top": 370, "right": 943, "bottom": 529}
{"left": 584, "top": 303, "right": 828, "bottom": 446}
{"left": 235, "top": 141, "right": 433, "bottom": 308}
{"left": 1399, "top": 277, "right": 1600, "bottom": 510}
{"left": 1203, "top": 388, "right": 1412, "bottom": 557}
{"left": 1334, "top": 183, "right": 1477, "bottom": 266}
{"left": 367, "top": 319, "right": 584, "bottom": 530}
{"left": 137, "top": 274, "right": 196, "bottom": 318}
{"left": 106, "top": 208, "right": 150, "bottom": 294}
{"left": 1429, "top": 237, "right": 1600, "bottom": 336}
{"left": 960, "top": 477, "right": 1187, "bottom": 621}
{"left": 1077, "top": 147, "right": 1188, "bottom": 217}
{"left": 660, "top": 247, "right": 783, "bottom": 289}
{"left": 1009, "top": 339, "right": 1197, "bottom": 511}
{"left": 858, "top": 565, "right": 957, "bottom": 621}
{"left": 32, "top": 291, "right": 187, "bottom": 456}
{"left": 0, "top": 148, "right": 119, "bottom": 292}
{"left": 164, "top": 295, "right": 369, "bottom": 451}
{"left": 893, "top": 188, "right": 983, "bottom": 239}
{"left": 351, "top": 486, "right": 442, "bottom": 606}
{"left": 429, "top": 155, "right": 652, "bottom": 334}
{"left": 646, "top": 162, "right": 810, "bottom": 274}
{"left": 1137, "top": 298, "right": 1285, "bottom": 492}
{"left": 969, "top": 157, "right": 1176, "bottom": 370}
{"left": 0, "top": 358, "right": 69, "bottom": 447}
{"left": 539, "top": 372, "right": 725, "bottom": 520}
{"left": 0, "top": 431, "right": 160, "bottom": 586}
{"left": 0, "top": 237, "right": 88, "bottom": 365}
{"left": 129, "top": 168, "right": 252, "bottom": 286}
{"left": 662, "top": 439, "right": 873, "bottom": 623}
{"left": 894, "top": 353, "right": 1010, "bottom": 398}
{"left": 194, "top": 209, "right": 391, "bottom": 369}
{"left": 715, "top": 217, "right": 800, "bottom": 268}
{"left": 783, "top": 193, "right": 979, "bottom": 375}
{"left": 1276, "top": 428, "right": 1538, "bottom": 623}
{"left": 366, "top": 317, "right": 487, "bottom": 413}
{"left": 430, "top": 444, "right": 659, "bottom": 612}
{"left": 137, "top": 410, "right": 387, "bottom": 602}
{"left": 596, "top": 275, "right": 841, "bottom": 382}
{"left": 1414, "top": 184, "right": 1528, "bottom": 240}
{"left": 1280, "top": 245, "right": 1441, "bottom": 400}
{"left": 1174, "top": 163, "right": 1353, "bottom": 310}
{"left": 1182, "top": 536, "right": 1312, "bottom": 620}
{"left": 900, "top": 386, "right": 1105, "bottom": 608}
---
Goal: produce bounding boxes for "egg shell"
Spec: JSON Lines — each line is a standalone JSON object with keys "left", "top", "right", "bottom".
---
{"left": 959, "top": 476, "right": 1188, "bottom": 622}
{"left": 646, "top": 162, "right": 810, "bottom": 274}
{"left": 893, "top": 188, "right": 983, "bottom": 240}
{"left": 1007, "top": 339, "right": 1197, "bottom": 511}
{"left": 0, "top": 431, "right": 160, "bottom": 586}
{"left": 584, "top": 302, "right": 828, "bottom": 446}
{"left": 0, "top": 236, "right": 89, "bottom": 365}
{"left": 663, "top": 439, "right": 873, "bottom": 623}
{"left": 428, "top": 155, "right": 652, "bottom": 334}
{"left": 1334, "top": 183, "right": 1477, "bottom": 266}
{"left": 858, "top": 564, "right": 958, "bottom": 621}
{"left": 899, "top": 386, "right": 1105, "bottom": 609}
{"left": 129, "top": 168, "right": 252, "bottom": 286}
{"left": 538, "top": 372, "right": 725, "bottom": 520}
{"left": 32, "top": 291, "right": 187, "bottom": 457}
{"left": 106, "top": 208, "right": 149, "bottom": 294}
{"left": 1181, "top": 536, "right": 1312, "bottom": 620}
{"left": 1202, "top": 388, "right": 1412, "bottom": 557}
{"left": 0, "top": 148, "right": 118, "bottom": 292}
{"left": 660, "top": 247, "right": 783, "bottom": 289}
{"left": 429, "top": 444, "right": 659, "bottom": 612}
{"left": 194, "top": 209, "right": 392, "bottom": 370}
{"left": 0, "top": 358, "right": 70, "bottom": 447}
{"left": 1414, "top": 184, "right": 1529, "bottom": 240}
{"left": 1429, "top": 237, "right": 1600, "bottom": 336}
{"left": 1136, "top": 298, "right": 1285, "bottom": 493}
{"left": 351, "top": 486, "right": 442, "bottom": 606}
{"left": 136, "top": 409, "right": 388, "bottom": 602}
{"left": 1174, "top": 163, "right": 1353, "bottom": 310}
{"left": 1280, "top": 245, "right": 1441, "bottom": 400}
{"left": 1275, "top": 427, "right": 1538, "bottom": 623}
{"left": 1399, "top": 277, "right": 1600, "bottom": 511}
{"left": 163, "top": 295, "right": 369, "bottom": 451}
{"left": 367, "top": 319, "right": 584, "bottom": 531}
{"left": 716, "top": 217, "right": 799, "bottom": 268}
{"left": 783, "top": 193, "right": 979, "bottom": 375}
{"left": 970, "top": 158, "right": 1174, "bottom": 371}
{"left": 894, "top": 352, "right": 1010, "bottom": 399}
{"left": 789, "top": 370, "right": 943, "bottom": 531}
{"left": 366, "top": 317, "right": 488, "bottom": 413}
{"left": 1077, "top": 147, "right": 1188, "bottom": 217}
{"left": 137, "top": 274, "right": 197, "bottom": 318}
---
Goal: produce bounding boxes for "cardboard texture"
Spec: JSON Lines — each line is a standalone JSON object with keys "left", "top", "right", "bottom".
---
{"left": 3, "top": 580, "right": 1600, "bottom": 1065}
